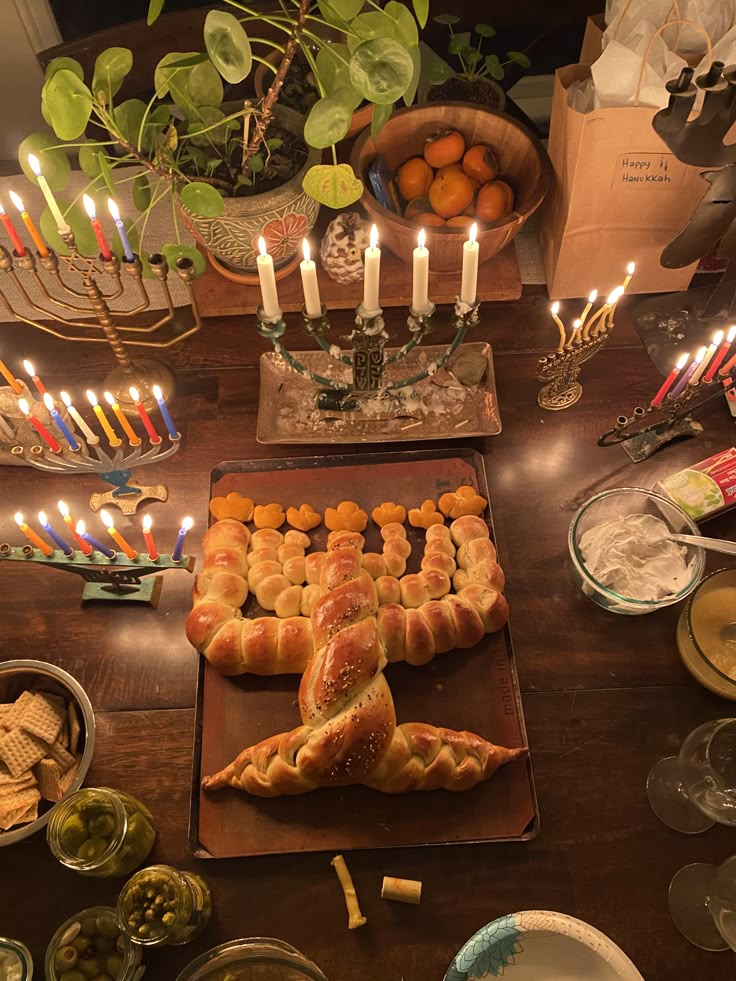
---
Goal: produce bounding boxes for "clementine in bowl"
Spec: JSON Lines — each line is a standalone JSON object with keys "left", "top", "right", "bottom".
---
{"left": 436, "top": 162, "right": 463, "bottom": 179}
{"left": 428, "top": 170, "right": 475, "bottom": 219}
{"left": 424, "top": 130, "right": 465, "bottom": 169}
{"left": 397, "top": 156, "right": 433, "bottom": 201}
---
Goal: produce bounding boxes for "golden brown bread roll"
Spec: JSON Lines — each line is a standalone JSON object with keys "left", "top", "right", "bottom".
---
{"left": 250, "top": 528, "right": 284, "bottom": 550}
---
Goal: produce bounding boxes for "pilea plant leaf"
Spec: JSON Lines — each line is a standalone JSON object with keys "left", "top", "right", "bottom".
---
{"left": 40, "top": 199, "right": 99, "bottom": 256}
{"left": 43, "top": 69, "right": 93, "bottom": 140}
{"left": 371, "top": 101, "right": 393, "bottom": 139}
{"left": 132, "top": 173, "right": 152, "bottom": 211}
{"left": 92, "top": 47, "right": 133, "bottom": 102}
{"left": 412, "top": 0, "right": 428, "bottom": 29}
{"left": 350, "top": 37, "right": 414, "bottom": 105}
{"left": 302, "top": 162, "right": 363, "bottom": 208}
{"left": 385, "top": 2, "right": 419, "bottom": 48}
{"left": 18, "top": 133, "right": 71, "bottom": 191}
{"left": 180, "top": 181, "right": 224, "bottom": 217}
{"left": 147, "top": 0, "right": 165, "bottom": 26}
{"left": 304, "top": 90, "right": 357, "bottom": 148}
{"left": 204, "top": 10, "right": 252, "bottom": 84}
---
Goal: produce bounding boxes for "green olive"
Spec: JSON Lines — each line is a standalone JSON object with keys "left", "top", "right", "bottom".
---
{"left": 59, "top": 812, "right": 90, "bottom": 853}
{"left": 77, "top": 837, "right": 109, "bottom": 862}
{"left": 88, "top": 813, "right": 116, "bottom": 837}
{"left": 96, "top": 917, "right": 119, "bottom": 940}
{"left": 54, "top": 945, "right": 79, "bottom": 972}
{"left": 95, "top": 936, "right": 114, "bottom": 955}
{"left": 106, "top": 953, "right": 124, "bottom": 976}
{"left": 59, "top": 971, "right": 85, "bottom": 981}
{"left": 95, "top": 975, "right": 114, "bottom": 981}
{"left": 80, "top": 917, "right": 99, "bottom": 938}
{"left": 71, "top": 937, "right": 91, "bottom": 954}
{"left": 77, "top": 957, "right": 100, "bottom": 979}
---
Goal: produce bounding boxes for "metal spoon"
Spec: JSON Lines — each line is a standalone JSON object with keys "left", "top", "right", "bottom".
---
{"left": 668, "top": 533, "right": 736, "bottom": 557}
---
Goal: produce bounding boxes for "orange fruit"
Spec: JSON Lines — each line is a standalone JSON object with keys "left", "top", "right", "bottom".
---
{"left": 428, "top": 170, "right": 475, "bottom": 219}
{"left": 424, "top": 130, "right": 466, "bottom": 169}
{"left": 404, "top": 196, "right": 433, "bottom": 219}
{"left": 468, "top": 178, "right": 480, "bottom": 193}
{"left": 436, "top": 162, "right": 463, "bottom": 179}
{"left": 409, "top": 212, "right": 445, "bottom": 226}
{"left": 446, "top": 215, "right": 475, "bottom": 228}
{"left": 463, "top": 144, "right": 499, "bottom": 184}
{"left": 475, "top": 180, "right": 515, "bottom": 223}
{"left": 396, "top": 156, "right": 433, "bottom": 201}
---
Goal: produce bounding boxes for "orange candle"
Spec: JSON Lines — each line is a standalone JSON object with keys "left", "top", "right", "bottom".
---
{"left": 103, "top": 391, "right": 141, "bottom": 446}
{"left": 8, "top": 191, "right": 48, "bottom": 257}
{"left": 14, "top": 511, "right": 53, "bottom": 556}
{"left": 141, "top": 514, "right": 158, "bottom": 560}
{"left": 100, "top": 509, "right": 137, "bottom": 560}
{"left": 0, "top": 354, "right": 22, "bottom": 394}
{"left": 58, "top": 500, "right": 92, "bottom": 555}
{"left": 0, "top": 199, "right": 26, "bottom": 256}
{"left": 22, "top": 359, "right": 47, "bottom": 397}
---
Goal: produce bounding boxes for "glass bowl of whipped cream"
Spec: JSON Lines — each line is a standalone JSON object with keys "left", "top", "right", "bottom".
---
{"left": 569, "top": 487, "right": 706, "bottom": 615}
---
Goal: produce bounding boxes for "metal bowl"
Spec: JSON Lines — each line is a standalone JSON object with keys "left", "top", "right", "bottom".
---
{"left": 0, "top": 659, "right": 95, "bottom": 847}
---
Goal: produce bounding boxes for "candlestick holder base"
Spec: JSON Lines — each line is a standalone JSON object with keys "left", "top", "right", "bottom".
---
{"left": 89, "top": 480, "right": 169, "bottom": 515}
{"left": 0, "top": 543, "right": 194, "bottom": 607}
{"left": 537, "top": 315, "right": 613, "bottom": 412}
{"left": 620, "top": 414, "right": 704, "bottom": 462}
{"left": 103, "top": 358, "right": 176, "bottom": 414}
{"left": 538, "top": 379, "right": 583, "bottom": 411}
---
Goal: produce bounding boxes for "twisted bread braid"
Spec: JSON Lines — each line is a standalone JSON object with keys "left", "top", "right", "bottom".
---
{"left": 202, "top": 529, "right": 522, "bottom": 796}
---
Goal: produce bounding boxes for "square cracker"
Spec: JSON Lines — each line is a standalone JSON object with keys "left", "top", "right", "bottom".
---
{"left": 0, "top": 788, "right": 40, "bottom": 830}
{"left": 21, "top": 693, "right": 64, "bottom": 745}
{"left": 0, "top": 728, "right": 47, "bottom": 778}
{"left": 59, "top": 753, "right": 83, "bottom": 794}
{"left": 4, "top": 691, "right": 35, "bottom": 730}
{"left": 48, "top": 739, "right": 75, "bottom": 772}
{"left": 34, "top": 758, "right": 63, "bottom": 802}
{"left": 0, "top": 772, "right": 36, "bottom": 796}
{"left": 67, "top": 702, "right": 81, "bottom": 755}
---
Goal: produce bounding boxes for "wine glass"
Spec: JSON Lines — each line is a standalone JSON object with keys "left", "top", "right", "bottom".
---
{"left": 647, "top": 718, "right": 736, "bottom": 833}
{"left": 669, "top": 854, "right": 736, "bottom": 951}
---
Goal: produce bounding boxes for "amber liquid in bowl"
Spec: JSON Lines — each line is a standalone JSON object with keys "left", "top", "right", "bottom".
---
{"left": 678, "top": 570, "right": 736, "bottom": 683}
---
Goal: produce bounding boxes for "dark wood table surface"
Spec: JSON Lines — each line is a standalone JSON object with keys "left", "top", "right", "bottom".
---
{"left": 2, "top": 287, "right": 735, "bottom": 980}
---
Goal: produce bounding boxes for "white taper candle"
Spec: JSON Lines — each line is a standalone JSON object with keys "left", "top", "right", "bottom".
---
{"left": 412, "top": 228, "right": 431, "bottom": 315}
{"left": 256, "top": 236, "right": 282, "bottom": 321}
{"left": 460, "top": 223, "right": 479, "bottom": 306}
{"left": 299, "top": 239, "right": 322, "bottom": 318}
{"left": 362, "top": 224, "right": 381, "bottom": 315}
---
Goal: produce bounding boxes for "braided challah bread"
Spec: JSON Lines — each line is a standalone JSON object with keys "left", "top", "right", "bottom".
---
{"left": 202, "top": 529, "right": 523, "bottom": 796}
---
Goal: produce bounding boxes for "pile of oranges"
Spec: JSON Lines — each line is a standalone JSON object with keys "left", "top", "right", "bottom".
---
{"left": 395, "top": 130, "right": 514, "bottom": 229}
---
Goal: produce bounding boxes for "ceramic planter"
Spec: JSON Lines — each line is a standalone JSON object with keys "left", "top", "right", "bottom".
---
{"left": 180, "top": 106, "right": 321, "bottom": 275}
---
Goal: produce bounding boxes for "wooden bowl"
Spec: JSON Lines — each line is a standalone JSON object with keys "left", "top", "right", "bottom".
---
{"left": 349, "top": 102, "right": 552, "bottom": 272}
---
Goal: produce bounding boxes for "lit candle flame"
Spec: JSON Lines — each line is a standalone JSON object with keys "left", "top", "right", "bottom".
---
{"left": 18, "top": 398, "right": 29, "bottom": 415}
{"left": 694, "top": 346, "right": 707, "bottom": 364}
{"left": 108, "top": 199, "right": 120, "bottom": 221}
{"left": 369, "top": 224, "right": 379, "bottom": 250}
{"left": 258, "top": 236, "right": 267, "bottom": 257}
{"left": 142, "top": 514, "right": 153, "bottom": 533}
{"left": 468, "top": 223, "right": 478, "bottom": 244}
{"left": 27, "top": 154, "right": 41, "bottom": 176}
{"left": 551, "top": 302, "right": 560, "bottom": 315}
{"left": 14, "top": 512, "right": 23, "bottom": 526}
{"left": 9, "top": 191, "right": 25, "bottom": 213}
{"left": 22, "top": 359, "right": 34, "bottom": 377}
{"left": 418, "top": 228, "right": 426, "bottom": 250}
{"left": 75, "top": 520, "right": 86, "bottom": 535}
{"left": 712, "top": 330, "right": 724, "bottom": 345}
{"left": 588, "top": 289, "right": 598, "bottom": 303}
{"left": 60, "top": 391, "right": 72, "bottom": 407}
{"left": 103, "top": 391, "right": 117, "bottom": 407}
{"left": 572, "top": 318, "right": 582, "bottom": 331}
{"left": 302, "top": 239, "right": 311, "bottom": 263}
{"left": 626, "top": 262, "right": 635, "bottom": 276}
{"left": 100, "top": 509, "right": 114, "bottom": 529}
{"left": 82, "top": 194, "right": 96, "bottom": 220}
{"left": 182, "top": 516, "right": 194, "bottom": 531}
{"left": 728, "top": 326, "right": 736, "bottom": 343}
{"left": 38, "top": 510, "right": 48, "bottom": 525}
{"left": 42, "top": 392, "right": 54, "bottom": 411}
{"left": 58, "top": 500, "right": 70, "bottom": 517}
{"left": 606, "top": 287, "right": 624, "bottom": 305}
{"left": 86, "top": 389, "right": 98, "bottom": 407}
{"left": 152, "top": 384, "right": 163, "bottom": 399}
{"left": 676, "top": 353, "right": 689, "bottom": 370}
{"left": 129, "top": 387, "right": 139, "bottom": 401}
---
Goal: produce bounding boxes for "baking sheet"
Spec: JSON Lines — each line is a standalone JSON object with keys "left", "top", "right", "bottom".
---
{"left": 190, "top": 450, "right": 537, "bottom": 858}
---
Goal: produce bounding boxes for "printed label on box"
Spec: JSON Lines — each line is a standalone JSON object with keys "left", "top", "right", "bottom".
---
{"left": 613, "top": 153, "right": 688, "bottom": 189}
{"left": 657, "top": 447, "right": 736, "bottom": 521}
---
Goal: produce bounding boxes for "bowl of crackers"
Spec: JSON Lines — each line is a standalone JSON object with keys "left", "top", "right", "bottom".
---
{"left": 0, "top": 659, "right": 94, "bottom": 846}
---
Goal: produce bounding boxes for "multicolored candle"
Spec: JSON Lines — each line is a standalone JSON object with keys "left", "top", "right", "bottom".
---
{"left": 151, "top": 384, "right": 178, "bottom": 440}
{"left": 652, "top": 353, "right": 689, "bottom": 407}
{"left": 27, "top": 153, "right": 70, "bottom": 234}
{"left": 704, "top": 326, "right": 736, "bottom": 382}
{"left": 103, "top": 391, "right": 141, "bottom": 446}
{"left": 43, "top": 393, "right": 79, "bottom": 451}
{"left": 38, "top": 510, "right": 73, "bottom": 556}
{"left": 86, "top": 390, "right": 121, "bottom": 448}
{"left": 60, "top": 391, "right": 99, "bottom": 446}
{"left": 129, "top": 387, "right": 160, "bottom": 444}
{"left": 14, "top": 512, "right": 53, "bottom": 556}
{"left": 58, "top": 501, "right": 92, "bottom": 555}
{"left": 720, "top": 337, "right": 736, "bottom": 378}
{"left": 100, "top": 510, "right": 138, "bottom": 560}
{"left": 18, "top": 397, "right": 61, "bottom": 452}
{"left": 82, "top": 195, "right": 112, "bottom": 261}
{"left": 141, "top": 514, "right": 158, "bottom": 561}
{"left": 75, "top": 520, "right": 116, "bottom": 559}
{"left": 0, "top": 354, "right": 22, "bottom": 394}
{"left": 689, "top": 339, "right": 718, "bottom": 387}
{"left": 107, "top": 199, "right": 134, "bottom": 262}
{"left": 172, "top": 516, "right": 193, "bottom": 562}
{"left": 8, "top": 191, "right": 48, "bottom": 257}
{"left": 669, "top": 347, "right": 706, "bottom": 399}
{"left": 0, "top": 198, "right": 26, "bottom": 256}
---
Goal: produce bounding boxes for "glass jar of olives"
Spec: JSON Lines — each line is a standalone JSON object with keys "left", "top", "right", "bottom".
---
{"left": 47, "top": 787, "right": 156, "bottom": 878}
{"left": 118, "top": 865, "right": 212, "bottom": 947}
{"left": 44, "top": 906, "right": 144, "bottom": 981}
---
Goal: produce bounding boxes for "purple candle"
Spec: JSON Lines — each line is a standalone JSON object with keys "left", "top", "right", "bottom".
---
{"left": 38, "top": 510, "right": 74, "bottom": 556}
{"left": 669, "top": 347, "right": 705, "bottom": 400}
{"left": 75, "top": 519, "right": 116, "bottom": 559}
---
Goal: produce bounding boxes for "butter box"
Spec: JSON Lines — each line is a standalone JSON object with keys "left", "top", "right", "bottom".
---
{"left": 656, "top": 448, "right": 736, "bottom": 522}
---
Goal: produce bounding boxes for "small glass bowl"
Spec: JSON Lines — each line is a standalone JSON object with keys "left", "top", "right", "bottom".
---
{"left": 0, "top": 937, "right": 32, "bottom": 980}
{"left": 678, "top": 568, "right": 736, "bottom": 695}
{"left": 175, "top": 938, "right": 328, "bottom": 981}
{"left": 568, "top": 487, "right": 705, "bottom": 615}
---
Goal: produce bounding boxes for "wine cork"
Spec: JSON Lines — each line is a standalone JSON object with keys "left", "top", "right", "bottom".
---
{"left": 381, "top": 876, "right": 422, "bottom": 905}
{"left": 331, "top": 854, "right": 367, "bottom": 929}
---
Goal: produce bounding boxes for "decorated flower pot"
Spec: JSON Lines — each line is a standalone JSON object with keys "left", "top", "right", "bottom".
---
{"left": 180, "top": 106, "right": 321, "bottom": 275}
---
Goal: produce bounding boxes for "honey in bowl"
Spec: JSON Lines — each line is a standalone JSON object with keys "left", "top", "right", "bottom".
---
{"left": 679, "top": 569, "right": 736, "bottom": 685}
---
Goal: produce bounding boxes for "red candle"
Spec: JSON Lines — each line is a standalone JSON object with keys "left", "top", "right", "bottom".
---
{"left": 142, "top": 514, "right": 159, "bottom": 561}
{"left": 83, "top": 194, "right": 112, "bottom": 261}
{"left": 651, "top": 352, "right": 689, "bottom": 407}
{"left": 129, "top": 387, "right": 161, "bottom": 443}
{"left": 709, "top": 326, "right": 736, "bottom": 381}
{"left": 18, "top": 397, "right": 61, "bottom": 452}
{"left": 0, "top": 200, "right": 26, "bottom": 256}
{"left": 22, "top": 359, "right": 47, "bottom": 397}
{"left": 58, "top": 500, "right": 93, "bottom": 555}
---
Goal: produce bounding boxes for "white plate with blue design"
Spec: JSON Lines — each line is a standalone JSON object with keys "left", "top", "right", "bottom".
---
{"left": 444, "top": 910, "right": 644, "bottom": 980}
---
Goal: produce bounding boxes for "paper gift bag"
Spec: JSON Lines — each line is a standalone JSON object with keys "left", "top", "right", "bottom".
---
{"left": 540, "top": 64, "right": 707, "bottom": 299}
{"left": 580, "top": 14, "right": 606, "bottom": 64}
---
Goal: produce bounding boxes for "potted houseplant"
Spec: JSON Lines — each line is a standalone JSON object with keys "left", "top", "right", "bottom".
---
{"left": 421, "top": 16, "right": 531, "bottom": 110}
{"left": 21, "top": 0, "right": 427, "bottom": 276}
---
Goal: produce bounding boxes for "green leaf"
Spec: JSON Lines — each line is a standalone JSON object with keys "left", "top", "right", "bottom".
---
{"left": 40, "top": 199, "right": 98, "bottom": 256}
{"left": 204, "top": 10, "right": 252, "bottom": 84}
{"left": 420, "top": 42, "right": 453, "bottom": 86}
{"left": 187, "top": 61, "right": 223, "bottom": 111}
{"left": 248, "top": 153, "right": 264, "bottom": 173}
{"left": 154, "top": 51, "right": 197, "bottom": 97}
{"left": 303, "top": 162, "right": 362, "bottom": 208}
{"left": 412, "top": 0, "right": 428, "bottom": 29}
{"left": 475, "top": 23, "right": 496, "bottom": 38}
{"left": 147, "top": 0, "right": 165, "bottom": 26}
{"left": 385, "top": 1, "right": 419, "bottom": 48}
{"left": 43, "top": 69, "right": 93, "bottom": 140}
{"left": 132, "top": 173, "right": 152, "bottom": 211}
{"left": 187, "top": 106, "right": 229, "bottom": 146}
{"left": 350, "top": 38, "right": 414, "bottom": 105}
{"left": 98, "top": 151, "right": 116, "bottom": 197}
{"left": 348, "top": 11, "right": 400, "bottom": 54}
{"left": 91, "top": 47, "right": 133, "bottom": 101}
{"left": 78, "top": 140, "right": 103, "bottom": 179}
{"left": 464, "top": 49, "right": 482, "bottom": 66}
{"left": 371, "top": 101, "right": 393, "bottom": 138}
{"left": 321, "top": 0, "right": 364, "bottom": 20}
{"left": 304, "top": 91, "right": 355, "bottom": 148}
{"left": 448, "top": 35, "right": 467, "bottom": 55}
{"left": 142, "top": 104, "right": 171, "bottom": 153}
{"left": 315, "top": 43, "right": 351, "bottom": 94}
{"left": 508, "top": 49, "right": 531, "bottom": 69}
{"left": 266, "top": 137, "right": 283, "bottom": 150}
{"left": 113, "top": 99, "right": 146, "bottom": 147}
{"left": 164, "top": 53, "right": 210, "bottom": 69}
{"left": 403, "top": 45, "right": 421, "bottom": 106}
{"left": 180, "top": 181, "right": 224, "bottom": 217}
{"left": 18, "top": 133, "right": 71, "bottom": 191}
{"left": 162, "top": 242, "right": 206, "bottom": 277}
{"left": 434, "top": 14, "right": 460, "bottom": 25}
{"left": 485, "top": 54, "right": 505, "bottom": 80}
{"left": 45, "top": 57, "right": 84, "bottom": 82}
{"left": 181, "top": 145, "right": 208, "bottom": 170}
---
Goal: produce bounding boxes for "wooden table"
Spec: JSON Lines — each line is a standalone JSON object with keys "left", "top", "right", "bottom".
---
{"left": 1, "top": 288, "right": 735, "bottom": 979}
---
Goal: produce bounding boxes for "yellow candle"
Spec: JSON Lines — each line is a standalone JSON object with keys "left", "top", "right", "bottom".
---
{"left": 100, "top": 509, "right": 138, "bottom": 560}
{"left": 86, "top": 390, "right": 121, "bottom": 447}
{"left": 550, "top": 302, "right": 566, "bottom": 353}
{"left": 27, "top": 153, "right": 70, "bottom": 234}
{"left": 580, "top": 290, "right": 598, "bottom": 340}
{"left": 565, "top": 318, "right": 582, "bottom": 350}
{"left": 622, "top": 261, "right": 635, "bottom": 290}
{"left": 8, "top": 191, "right": 48, "bottom": 257}
{"left": 0, "top": 354, "right": 21, "bottom": 394}
{"left": 14, "top": 511, "right": 53, "bottom": 556}
{"left": 603, "top": 286, "right": 625, "bottom": 331}
{"left": 103, "top": 391, "right": 141, "bottom": 446}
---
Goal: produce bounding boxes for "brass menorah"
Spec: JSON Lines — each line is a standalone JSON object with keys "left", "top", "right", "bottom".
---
{"left": 0, "top": 229, "right": 203, "bottom": 413}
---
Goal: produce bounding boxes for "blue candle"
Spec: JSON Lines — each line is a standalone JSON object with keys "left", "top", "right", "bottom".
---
{"left": 108, "top": 199, "right": 135, "bottom": 262}
{"left": 75, "top": 519, "right": 116, "bottom": 559}
{"left": 43, "top": 393, "right": 80, "bottom": 451}
{"left": 171, "top": 516, "right": 193, "bottom": 561}
{"left": 152, "top": 384, "right": 178, "bottom": 439}
{"left": 38, "top": 510, "right": 74, "bottom": 556}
